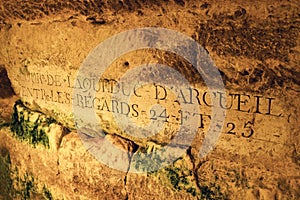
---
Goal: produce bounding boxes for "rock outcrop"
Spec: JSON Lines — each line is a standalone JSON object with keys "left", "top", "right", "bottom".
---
{"left": 0, "top": 0, "right": 299, "bottom": 199}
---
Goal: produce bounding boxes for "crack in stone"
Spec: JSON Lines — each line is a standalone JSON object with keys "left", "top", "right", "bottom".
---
{"left": 123, "top": 172, "right": 129, "bottom": 200}
{"left": 186, "top": 146, "right": 209, "bottom": 194}
{"left": 122, "top": 136, "right": 139, "bottom": 200}
{"left": 57, "top": 126, "right": 71, "bottom": 149}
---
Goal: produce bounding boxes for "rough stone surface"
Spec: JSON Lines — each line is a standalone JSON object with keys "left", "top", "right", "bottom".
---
{"left": 0, "top": 0, "right": 299, "bottom": 199}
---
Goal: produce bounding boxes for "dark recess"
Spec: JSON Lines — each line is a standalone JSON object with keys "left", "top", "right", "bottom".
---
{"left": 0, "top": 65, "right": 15, "bottom": 99}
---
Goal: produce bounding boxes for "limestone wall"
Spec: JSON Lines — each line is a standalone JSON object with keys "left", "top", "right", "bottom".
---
{"left": 0, "top": 0, "right": 299, "bottom": 199}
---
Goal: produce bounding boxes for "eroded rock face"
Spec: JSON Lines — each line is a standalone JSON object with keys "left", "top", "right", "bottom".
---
{"left": 0, "top": 0, "right": 299, "bottom": 199}
{"left": 0, "top": 65, "right": 17, "bottom": 125}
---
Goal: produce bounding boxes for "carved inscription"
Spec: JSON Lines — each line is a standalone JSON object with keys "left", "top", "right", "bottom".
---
{"left": 18, "top": 71, "right": 284, "bottom": 141}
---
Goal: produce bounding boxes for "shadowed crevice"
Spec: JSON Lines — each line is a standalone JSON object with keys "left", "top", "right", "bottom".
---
{"left": 0, "top": 65, "right": 15, "bottom": 99}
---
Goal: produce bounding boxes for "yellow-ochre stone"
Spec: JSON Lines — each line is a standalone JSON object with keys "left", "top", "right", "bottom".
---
{"left": 0, "top": 0, "right": 299, "bottom": 199}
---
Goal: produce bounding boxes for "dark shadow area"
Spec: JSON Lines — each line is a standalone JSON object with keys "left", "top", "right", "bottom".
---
{"left": 0, "top": 65, "right": 15, "bottom": 99}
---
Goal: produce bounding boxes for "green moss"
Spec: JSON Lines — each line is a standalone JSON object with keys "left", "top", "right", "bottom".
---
{"left": 166, "top": 167, "right": 189, "bottom": 190}
{"left": 199, "top": 183, "right": 224, "bottom": 200}
{"left": 164, "top": 166, "right": 200, "bottom": 197}
{"left": 0, "top": 145, "right": 53, "bottom": 200}
{"left": 186, "top": 187, "right": 197, "bottom": 197}
{"left": 18, "top": 173, "right": 35, "bottom": 199}
{"left": 42, "top": 185, "right": 53, "bottom": 200}
{"left": 132, "top": 146, "right": 168, "bottom": 173}
{"left": 148, "top": 156, "right": 225, "bottom": 199}
{"left": 9, "top": 169, "right": 54, "bottom": 200}
{"left": 10, "top": 100, "right": 55, "bottom": 148}
{"left": 0, "top": 147, "right": 13, "bottom": 200}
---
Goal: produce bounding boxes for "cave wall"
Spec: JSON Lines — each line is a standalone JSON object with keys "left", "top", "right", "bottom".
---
{"left": 0, "top": 0, "right": 299, "bottom": 199}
